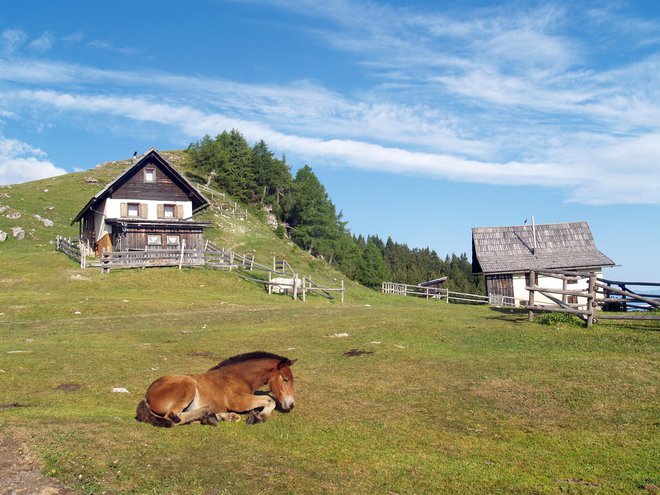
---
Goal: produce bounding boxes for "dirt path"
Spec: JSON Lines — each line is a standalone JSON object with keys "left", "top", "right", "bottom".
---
{"left": 0, "top": 436, "right": 74, "bottom": 495}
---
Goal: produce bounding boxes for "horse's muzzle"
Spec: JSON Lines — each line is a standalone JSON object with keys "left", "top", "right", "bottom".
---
{"left": 280, "top": 398, "right": 295, "bottom": 412}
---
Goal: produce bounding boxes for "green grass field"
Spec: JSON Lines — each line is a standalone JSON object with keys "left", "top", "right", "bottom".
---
{"left": 0, "top": 159, "right": 658, "bottom": 494}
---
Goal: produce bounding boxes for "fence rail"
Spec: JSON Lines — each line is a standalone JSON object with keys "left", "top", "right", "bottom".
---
{"left": 55, "top": 235, "right": 91, "bottom": 268}
{"left": 526, "top": 270, "right": 660, "bottom": 327}
{"left": 196, "top": 183, "right": 248, "bottom": 219}
{"left": 381, "top": 281, "right": 500, "bottom": 306}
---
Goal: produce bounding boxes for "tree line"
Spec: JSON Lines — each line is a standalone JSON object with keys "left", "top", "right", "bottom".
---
{"left": 186, "top": 129, "right": 484, "bottom": 294}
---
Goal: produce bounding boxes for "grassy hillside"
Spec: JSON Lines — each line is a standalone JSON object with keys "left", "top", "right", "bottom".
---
{"left": 0, "top": 156, "right": 658, "bottom": 494}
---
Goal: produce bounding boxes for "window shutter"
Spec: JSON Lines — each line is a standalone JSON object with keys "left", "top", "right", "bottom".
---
{"left": 176, "top": 205, "right": 184, "bottom": 219}
{"left": 139, "top": 203, "right": 148, "bottom": 219}
{"left": 157, "top": 204, "right": 164, "bottom": 219}
{"left": 120, "top": 203, "right": 127, "bottom": 218}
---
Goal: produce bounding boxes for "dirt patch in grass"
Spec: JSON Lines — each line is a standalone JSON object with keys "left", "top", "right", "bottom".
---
{"left": 0, "top": 402, "right": 30, "bottom": 409}
{"left": 189, "top": 350, "right": 221, "bottom": 361}
{"left": 0, "top": 436, "right": 75, "bottom": 495}
{"left": 55, "top": 383, "right": 81, "bottom": 392}
{"left": 343, "top": 349, "right": 374, "bottom": 357}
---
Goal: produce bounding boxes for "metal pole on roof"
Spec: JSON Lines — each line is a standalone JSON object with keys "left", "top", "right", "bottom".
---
{"left": 532, "top": 216, "right": 537, "bottom": 255}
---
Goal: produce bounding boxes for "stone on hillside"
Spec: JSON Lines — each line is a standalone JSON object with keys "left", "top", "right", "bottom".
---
{"left": 33, "top": 214, "right": 54, "bottom": 227}
{"left": 0, "top": 205, "right": 7, "bottom": 213}
{"left": 85, "top": 177, "right": 99, "bottom": 184}
{"left": 11, "top": 227, "right": 25, "bottom": 240}
{"left": 6, "top": 212, "right": 21, "bottom": 220}
{"left": 0, "top": 230, "right": 6, "bottom": 242}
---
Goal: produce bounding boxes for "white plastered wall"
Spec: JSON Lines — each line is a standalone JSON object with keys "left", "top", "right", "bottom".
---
{"left": 511, "top": 271, "right": 604, "bottom": 307}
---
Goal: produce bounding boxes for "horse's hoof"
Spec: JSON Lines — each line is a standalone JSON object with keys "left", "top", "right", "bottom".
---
{"left": 201, "top": 413, "right": 218, "bottom": 426}
{"left": 247, "top": 412, "right": 262, "bottom": 425}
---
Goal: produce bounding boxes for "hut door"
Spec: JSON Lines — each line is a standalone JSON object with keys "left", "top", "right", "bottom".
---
{"left": 486, "top": 274, "right": 514, "bottom": 298}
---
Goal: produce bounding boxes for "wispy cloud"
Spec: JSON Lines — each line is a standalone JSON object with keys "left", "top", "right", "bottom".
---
{"left": 0, "top": 1, "right": 658, "bottom": 203}
{"left": 28, "top": 32, "right": 54, "bottom": 52}
{"left": 1, "top": 28, "right": 27, "bottom": 56}
{"left": 87, "top": 40, "right": 136, "bottom": 56}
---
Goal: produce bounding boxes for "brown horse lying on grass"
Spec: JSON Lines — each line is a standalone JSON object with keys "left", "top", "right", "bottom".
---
{"left": 136, "top": 351, "right": 296, "bottom": 427}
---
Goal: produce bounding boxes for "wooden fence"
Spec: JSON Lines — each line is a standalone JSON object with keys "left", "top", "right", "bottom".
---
{"left": 526, "top": 270, "right": 660, "bottom": 327}
{"left": 66, "top": 242, "right": 345, "bottom": 303}
{"left": 264, "top": 273, "right": 345, "bottom": 303}
{"left": 196, "top": 183, "right": 248, "bottom": 220}
{"left": 55, "top": 235, "right": 91, "bottom": 268}
{"left": 381, "top": 282, "right": 503, "bottom": 305}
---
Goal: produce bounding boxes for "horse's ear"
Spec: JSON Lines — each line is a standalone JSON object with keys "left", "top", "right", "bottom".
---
{"left": 278, "top": 358, "right": 297, "bottom": 369}
{"left": 288, "top": 359, "right": 298, "bottom": 366}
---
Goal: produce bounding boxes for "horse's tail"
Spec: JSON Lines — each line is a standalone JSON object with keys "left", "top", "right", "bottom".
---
{"left": 135, "top": 398, "right": 174, "bottom": 428}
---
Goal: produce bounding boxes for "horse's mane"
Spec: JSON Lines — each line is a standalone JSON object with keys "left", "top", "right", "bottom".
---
{"left": 209, "top": 351, "right": 292, "bottom": 371}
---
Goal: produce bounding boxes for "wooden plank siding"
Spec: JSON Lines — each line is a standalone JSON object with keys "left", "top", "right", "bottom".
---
{"left": 111, "top": 159, "right": 191, "bottom": 202}
{"left": 485, "top": 274, "right": 514, "bottom": 299}
{"left": 116, "top": 224, "right": 205, "bottom": 251}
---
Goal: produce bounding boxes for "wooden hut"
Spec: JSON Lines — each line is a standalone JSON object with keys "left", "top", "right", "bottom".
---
{"left": 472, "top": 221, "right": 615, "bottom": 306}
{"left": 72, "top": 148, "right": 210, "bottom": 255}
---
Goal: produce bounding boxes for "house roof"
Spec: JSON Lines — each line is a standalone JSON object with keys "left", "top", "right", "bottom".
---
{"left": 71, "top": 148, "right": 209, "bottom": 225}
{"left": 472, "top": 221, "right": 615, "bottom": 274}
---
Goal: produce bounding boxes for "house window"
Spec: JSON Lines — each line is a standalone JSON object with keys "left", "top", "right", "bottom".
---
{"left": 166, "top": 235, "right": 180, "bottom": 246}
{"left": 127, "top": 203, "right": 140, "bottom": 218}
{"left": 163, "top": 204, "right": 176, "bottom": 219}
{"left": 147, "top": 235, "right": 162, "bottom": 246}
{"left": 144, "top": 168, "right": 156, "bottom": 182}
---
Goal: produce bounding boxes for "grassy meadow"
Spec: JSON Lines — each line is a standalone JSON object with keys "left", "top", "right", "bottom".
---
{"left": 0, "top": 158, "right": 658, "bottom": 494}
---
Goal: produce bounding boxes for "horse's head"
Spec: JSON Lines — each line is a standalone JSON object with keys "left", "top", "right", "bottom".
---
{"left": 268, "top": 358, "right": 297, "bottom": 412}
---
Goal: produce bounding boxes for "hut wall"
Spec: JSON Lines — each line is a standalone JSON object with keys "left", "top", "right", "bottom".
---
{"left": 121, "top": 225, "right": 205, "bottom": 251}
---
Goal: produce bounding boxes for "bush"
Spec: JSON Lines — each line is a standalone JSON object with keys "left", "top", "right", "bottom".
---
{"left": 536, "top": 312, "right": 584, "bottom": 327}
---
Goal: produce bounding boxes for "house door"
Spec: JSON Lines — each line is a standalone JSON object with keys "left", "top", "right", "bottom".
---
{"left": 486, "top": 274, "right": 514, "bottom": 298}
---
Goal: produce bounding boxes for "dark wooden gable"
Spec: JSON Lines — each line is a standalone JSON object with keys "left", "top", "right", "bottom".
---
{"left": 72, "top": 149, "right": 209, "bottom": 225}
{"left": 110, "top": 156, "right": 190, "bottom": 202}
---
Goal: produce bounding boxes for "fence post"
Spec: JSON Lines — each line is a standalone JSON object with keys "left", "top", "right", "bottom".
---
{"left": 268, "top": 271, "right": 272, "bottom": 295}
{"left": 102, "top": 252, "right": 110, "bottom": 274}
{"left": 293, "top": 274, "right": 298, "bottom": 300}
{"left": 302, "top": 277, "right": 306, "bottom": 302}
{"left": 179, "top": 239, "right": 186, "bottom": 270}
{"left": 587, "top": 274, "right": 596, "bottom": 328}
{"left": 528, "top": 271, "right": 536, "bottom": 321}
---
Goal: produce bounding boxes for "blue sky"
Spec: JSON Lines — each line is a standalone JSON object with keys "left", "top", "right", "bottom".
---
{"left": 1, "top": 0, "right": 658, "bottom": 281}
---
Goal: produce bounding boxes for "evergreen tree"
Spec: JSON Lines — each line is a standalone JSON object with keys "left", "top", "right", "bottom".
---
{"left": 286, "top": 165, "right": 342, "bottom": 261}
{"left": 357, "top": 240, "right": 389, "bottom": 288}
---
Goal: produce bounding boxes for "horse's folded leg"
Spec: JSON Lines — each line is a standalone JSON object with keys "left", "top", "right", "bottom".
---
{"left": 217, "top": 412, "right": 241, "bottom": 422}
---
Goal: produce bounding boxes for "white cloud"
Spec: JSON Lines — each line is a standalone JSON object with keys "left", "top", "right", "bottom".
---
{"left": 0, "top": 135, "right": 67, "bottom": 185}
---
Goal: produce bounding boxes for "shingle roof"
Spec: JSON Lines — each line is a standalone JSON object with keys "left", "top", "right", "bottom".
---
{"left": 472, "top": 221, "right": 615, "bottom": 274}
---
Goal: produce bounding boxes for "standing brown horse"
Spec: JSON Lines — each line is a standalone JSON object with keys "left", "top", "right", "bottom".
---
{"left": 136, "top": 351, "right": 296, "bottom": 427}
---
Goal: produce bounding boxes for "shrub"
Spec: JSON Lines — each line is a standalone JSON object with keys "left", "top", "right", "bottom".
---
{"left": 536, "top": 312, "right": 584, "bottom": 327}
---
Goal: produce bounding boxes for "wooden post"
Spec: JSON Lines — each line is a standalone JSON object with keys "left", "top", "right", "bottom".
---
{"left": 179, "top": 239, "right": 186, "bottom": 270}
{"left": 528, "top": 271, "right": 536, "bottom": 321}
{"left": 268, "top": 271, "right": 272, "bottom": 295}
{"left": 341, "top": 280, "right": 344, "bottom": 304}
{"left": 587, "top": 274, "right": 596, "bottom": 328}
{"left": 293, "top": 275, "right": 298, "bottom": 300}
{"left": 562, "top": 278, "right": 568, "bottom": 305}
{"left": 302, "top": 277, "right": 306, "bottom": 302}
{"left": 102, "top": 252, "right": 110, "bottom": 274}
